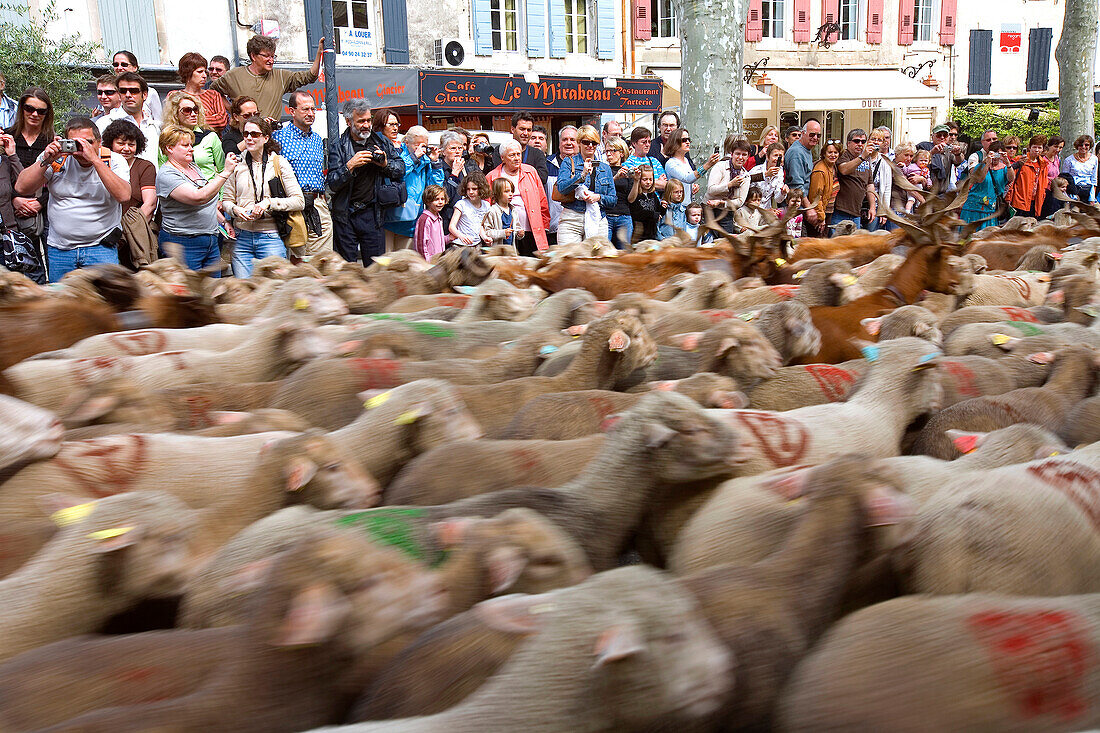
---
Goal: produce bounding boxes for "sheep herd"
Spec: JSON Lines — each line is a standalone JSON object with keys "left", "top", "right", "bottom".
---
{"left": 1, "top": 199, "right": 1100, "bottom": 731}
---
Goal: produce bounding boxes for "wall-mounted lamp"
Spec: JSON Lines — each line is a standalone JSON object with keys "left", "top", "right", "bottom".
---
{"left": 523, "top": 71, "right": 540, "bottom": 85}
{"left": 602, "top": 77, "right": 618, "bottom": 89}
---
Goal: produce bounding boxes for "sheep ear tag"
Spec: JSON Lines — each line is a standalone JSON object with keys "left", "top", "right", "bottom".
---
{"left": 539, "top": 344, "right": 559, "bottom": 356}
{"left": 454, "top": 285, "right": 478, "bottom": 295}
{"left": 1028, "top": 351, "right": 1056, "bottom": 365}
{"left": 292, "top": 297, "right": 310, "bottom": 310}
{"left": 361, "top": 391, "right": 391, "bottom": 409}
{"left": 87, "top": 526, "right": 139, "bottom": 552}
{"left": 793, "top": 270, "right": 808, "bottom": 280}
{"left": 860, "top": 345, "right": 880, "bottom": 362}
{"left": 860, "top": 318, "right": 881, "bottom": 336}
{"left": 50, "top": 501, "right": 97, "bottom": 527}
{"left": 990, "top": 333, "right": 1012, "bottom": 346}
{"left": 372, "top": 256, "right": 392, "bottom": 267}
{"left": 607, "top": 330, "right": 631, "bottom": 353}
{"left": 950, "top": 433, "right": 982, "bottom": 455}
{"left": 912, "top": 352, "right": 938, "bottom": 371}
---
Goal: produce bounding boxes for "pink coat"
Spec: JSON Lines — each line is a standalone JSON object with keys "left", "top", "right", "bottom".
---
{"left": 488, "top": 163, "right": 550, "bottom": 251}
{"left": 414, "top": 209, "right": 446, "bottom": 260}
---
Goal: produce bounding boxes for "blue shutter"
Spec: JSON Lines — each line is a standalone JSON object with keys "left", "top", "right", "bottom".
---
{"left": 381, "top": 0, "right": 410, "bottom": 63}
{"left": 1026, "top": 27, "right": 1053, "bottom": 92}
{"left": 97, "top": 0, "right": 159, "bottom": 65}
{"left": 473, "top": 0, "right": 494, "bottom": 54}
{"left": 595, "top": 0, "right": 614, "bottom": 58}
{"left": 967, "top": 28, "right": 992, "bottom": 95}
{"left": 0, "top": 5, "right": 29, "bottom": 26}
{"left": 526, "top": 0, "right": 547, "bottom": 57}
{"left": 549, "top": 0, "right": 567, "bottom": 56}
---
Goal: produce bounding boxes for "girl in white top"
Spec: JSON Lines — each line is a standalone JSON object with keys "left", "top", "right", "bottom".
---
{"left": 449, "top": 170, "right": 492, "bottom": 246}
{"left": 746, "top": 143, "right": 788, "bottom": 211}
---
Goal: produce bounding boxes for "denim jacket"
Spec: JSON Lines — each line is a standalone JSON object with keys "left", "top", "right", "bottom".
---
{"left": 554, "top": 155, "right": 617, "bottom": 214}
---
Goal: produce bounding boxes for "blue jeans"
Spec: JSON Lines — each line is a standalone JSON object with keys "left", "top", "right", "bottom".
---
{"left": 232, "top": 229, "right": 286, "bottom": 278}
{"left": 158, "top": 230, "right": 221, "bottom": 274}
{"left": 829, "top": 211, "right": 861, "bottom": 236}
{"left": 606, "top": 214, "right": 633, "bottom": 249}
{"left": 46, "top": 244, "right": 119, "bottom": 282}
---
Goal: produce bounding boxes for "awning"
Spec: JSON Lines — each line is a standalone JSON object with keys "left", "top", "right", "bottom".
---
{"left": 767, "top": 69, "right": 943, "bottom": 111}
{"left": 646, "top": 67, "right": 772, "bottom": 113}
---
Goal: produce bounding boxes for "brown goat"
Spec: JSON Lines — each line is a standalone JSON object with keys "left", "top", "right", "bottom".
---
{"left": 789, "top": 231, "right": 905, "bottom": 267}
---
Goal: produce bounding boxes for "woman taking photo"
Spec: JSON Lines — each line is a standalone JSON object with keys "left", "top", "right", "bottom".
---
{"left": 807, "top": 140, "right": 841, "bottom": 237}
{"left": 5, "top": 87, "right": 53, "bottom": 243}
{"left": 160, "top": 92, "right": 225, "bottom": 180}
{"left": 220, "top": 117, "right": 304, "bottom": 277}
{"left": 1062, "top": 135, "right": 1097, "bottom": 203}
{"left": 662, "top": 127, "right": 720, "bottom": 197}
{"left": 604, "top": 138, "right": 634, "bottom": 248}
{"left": 171, "top": 52, "right": 228, "bottom": 132}
{"left": 466, "top": 132, "right": 494, "bottom": 176}
{"left": 864, "top": 128, "right": 892, "bottom": 231}
{"left": 157, "top": 127, "right": 238, "bottom": 271}
{"left": 961, "top": 140, "right": 1013, "bottom": 232}
{"left": 746, "top": 142, "right": 788, "bottom": 212}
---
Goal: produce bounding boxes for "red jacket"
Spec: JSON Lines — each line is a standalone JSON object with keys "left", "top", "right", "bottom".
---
{"left": 1007, "top": 156, "right": 1049, "bottom": 214}
{"left": 488, "top": 163, "right": 550, "bottom": 251}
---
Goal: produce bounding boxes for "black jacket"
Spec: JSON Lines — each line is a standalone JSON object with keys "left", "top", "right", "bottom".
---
{"left": 326, "top": 130, "right": 405, "bottom": 220}
{"left": 491, "top": 144, "right": 549, "bottom": 186}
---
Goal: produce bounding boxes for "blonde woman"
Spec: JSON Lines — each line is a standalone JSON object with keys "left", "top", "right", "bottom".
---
{"left": 159, "top": 91, "right": 225, "bottom": 181}
{"left": 748, "top": 125, "right": 780, "bottom": 169}
{"left": 604, "top": 138, "right": 634, "bottom": 248}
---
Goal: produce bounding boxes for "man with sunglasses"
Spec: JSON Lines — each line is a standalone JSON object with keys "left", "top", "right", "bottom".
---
{"left": 91, "top": 75, "right": 121, "bottom": 123}
{"left": 0, "top": 74, "right": 16, "bottom": 130}
{"left": 784, "top": 119, "right": 819, "bottom": 194}
{"left": 97, "top": 72, "right": 159, "bottom": 165}
{"left": 833, "top": 128, "right": 877, "bottom": 230}
{"left": 211, "top": 35, "right": 324, "bottom": 122}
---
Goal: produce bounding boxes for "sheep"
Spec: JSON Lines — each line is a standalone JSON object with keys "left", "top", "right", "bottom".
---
{"left": 0, "top": 532, "right": 449, "bottom": 732}
{"left": 62, "top": 407, "right": 311, "bottom": 441}
{"left": 3, "top": 320, "right": 338, "bottom": 412}
{"left": 959, "top": 271, "right": 1052, "bottom": 307}
{"left": 939, "top": 304, "right": 1063, "bottom": 337}
{"left": 751, "top": 301, "right": 823, "bottom": 364}
{"left": 215, "top": 277, "right": 350, "bottom": 324}
{"left": 1060, "top": 394, "right": 1100, "bottom": 446}
{"left": 853, "top": 253, "right": 904, "bottom": 290}
{"left": 0, "top": 430, "right": 380, "bottom": 576}
{"left": 451, "top": 280, "right": 544, "bottom": 323}
{"left": 744, "top": 360, "right": 868, "bottom": 411}
{"left": 909, "top": 345, "right": 1099, "bottom": 459}
{"left": 943, "top": 321, "right": 1100, "bottom": 357}
{"left": 0, "top": 491, "right": 196, "bottom": 663}
{"left": 384, "top": 292, "right": 471, "bottom": 313}
{"left": 452, "top": 312, "right": 658, "bottom": 436}
{"left": 778, "top": 592, "right": 1100, "bottom": 732}
{"left": 270, "top": 330, "right": 568, "bottom": 430}
{"left": 862, "top": 305, "right": 942, "bottom": 345}
{"left": 385, "top": 437, "right": 605, "bottom": 504}
{"left": 500, "top": 374, "right": 744, "bottom": 441}
{"left": 310, "top": 565, "right": 733, "bottom": 733}
{"left": 0, "top": 395, "right": 63, "bottom": 475}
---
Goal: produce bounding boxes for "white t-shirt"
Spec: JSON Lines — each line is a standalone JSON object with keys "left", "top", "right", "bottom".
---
{"left": 453, "top": 198, "right": 490, "bottom": 244}
{"left": 498, "top": 170, "right": 529, "bottom": 231}
{"left": 44, "top": 152, "right": 130, "bottom": 250}
{"left": 97, "top": 108, "right": 161, "bottom": 165}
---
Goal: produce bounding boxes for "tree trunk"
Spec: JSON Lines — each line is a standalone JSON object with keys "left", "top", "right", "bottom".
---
{"left": 1056, "top": 0, "right": 1098, "bottom": 143}
{"left": 678, "top": 0, "right": 747, "bottom": 157}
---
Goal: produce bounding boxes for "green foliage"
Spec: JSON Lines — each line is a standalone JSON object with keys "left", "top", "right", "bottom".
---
{"left": 0, "top": 0, "right": 102, "bottom": 130}
{"left": 952, "top": 102, "right": 1100, "bottom": 142}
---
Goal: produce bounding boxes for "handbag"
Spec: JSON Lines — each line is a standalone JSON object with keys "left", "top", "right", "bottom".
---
{"left": 551, "top": 158, "right": 577, "bottom": 203}
{"left": 1, "top": 227, "right": 45, "bottom": 284}
{"left": 267, "top": 155, "right": 309, "bottom": 254}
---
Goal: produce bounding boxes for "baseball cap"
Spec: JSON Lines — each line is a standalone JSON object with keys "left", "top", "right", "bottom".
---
{"left": 931, "top": 124, "right": 950, "bottom": 135}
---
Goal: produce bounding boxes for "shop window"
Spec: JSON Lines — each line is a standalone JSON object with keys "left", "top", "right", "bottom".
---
{"left": 651, "top": 0, "right": 675, "bottom": 38}
{"left": 761, "top": 0, "right": 784, "bottom": 38}
{"left": 912, "top": 0, "right": 933, "bottom": 42}
{"left": 491, "top": 0, "right": 519, "bottom": 50}
{"left": 838, "top": 0, "right": 859, "bottom": 41}
{"left": 332, "top": 0, "right": 370, "bottom": 29}
{"left": 824, "top": 110, "right": 845, "bottom": 146}
{"left": 565, "top": 0, "right": 588, "bottom": 52}
{"left": 871, "top": 111, "right": 893, "bottom": 143}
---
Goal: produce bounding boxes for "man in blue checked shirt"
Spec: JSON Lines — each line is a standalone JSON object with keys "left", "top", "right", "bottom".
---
{"left": 273, "top": 91, "right": 332, "bottom": 254}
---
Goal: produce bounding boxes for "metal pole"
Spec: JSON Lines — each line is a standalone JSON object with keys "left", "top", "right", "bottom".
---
{"left": 319, "top": 1, "right": 339, "bottom": 155}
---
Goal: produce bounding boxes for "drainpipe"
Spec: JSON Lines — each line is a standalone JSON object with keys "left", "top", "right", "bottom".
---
{"left": 228, "top": 0, "right": 247, "bottom": 64}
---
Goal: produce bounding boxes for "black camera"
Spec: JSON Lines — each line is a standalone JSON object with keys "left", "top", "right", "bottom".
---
{"left": 472, "top": 141, "right": 493, "bottom": 156}
{"left": 370, "top": 149, "right": 386, "bottom": 164}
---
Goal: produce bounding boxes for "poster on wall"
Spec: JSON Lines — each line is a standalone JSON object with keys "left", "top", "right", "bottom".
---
{"left": 1000, "top": 24, "right": 1022, "bottom": 54}
{"left": 336, "top": 27, "right": 376, "bottom": 64}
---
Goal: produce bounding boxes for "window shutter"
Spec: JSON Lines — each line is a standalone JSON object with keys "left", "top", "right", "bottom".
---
{"left": 938, "top": 0, "right": 956, "bottom": 45}
{"left": 596, "top": 0, "right": 615, "bottom": 58}
{"left": 746, "top": 0, "right": 763, "bottom": 41}
{"left": 897, "top": 0, "right": 914, "bottom": 45}
{"left": 380, "top": 0, "right": 409, "bottom": 63}
{"left": 865, "top": 0, "right": 883, "bottom": 42}
{"left": 967, "top": 28, "right": 992, "bottom": 94}
{"left": 822, "top": 0, "right": 839, "bottom": 25}
{"left": 97, "top": 0, "right": 159, "bottom": 64}
{"left": 527, "top": 0, "right": 547, "bottom": 56}
{"left": 549, "top": 0, "right": 567, "bottom": 57}
{"left": 1026, "top": 27, "right": 1053, "bottom": 91}
{"left": 633, "top": 0, "right": 650, "bottom": 40}
{"left": 472, "top": 0, "right": 494, "bottom": 54}
{"left": 792, "top": 0, "right": 812, "bottom": 41}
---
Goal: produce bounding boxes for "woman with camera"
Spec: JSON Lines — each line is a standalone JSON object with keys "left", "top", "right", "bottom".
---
{"left": 961, "top": 136, "right": 1014, "bottom": 231}
{"left": 466, "top": 132, "right": 494, "bottom": 176}
{"left": 219, "top": 117, "right": 303, "bottom": 277}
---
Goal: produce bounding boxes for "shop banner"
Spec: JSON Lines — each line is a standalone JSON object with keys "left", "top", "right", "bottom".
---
{"left": 418, "top": 71, "right": 663, "bottom": 114}
{"left": 298, "top": 67, "right": 418, "bottom": 109}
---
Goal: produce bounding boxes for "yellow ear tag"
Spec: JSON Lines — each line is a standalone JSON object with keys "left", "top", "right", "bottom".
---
{"left": 293, "top": 297, "right": 310, "bottom": 310}
{"left": 52, "top": 502, "right": 96, "bottom": 527}
{"left": 375, "top": 256, "right": 392, "bottom": 267}
{"left": 794, "top": 270, "right": 808, "bottom": 280}
{"left": 364, "top": 392, "right": 391, "bottom": 409}
{"left": 774, "top": 258, "right": 787, "bottom": 266}
{"left": 394, "top": 410, "right": 419, "bottom": 425}
{"left": 990, "top": 333, "right": 1011, "bottom": 345}
{"left": 1049, "top": 451, "right": 1061, "bottom": 457}
{"left": 87, "top": 526, "right": 134, "bottom": 540}
{"left": 843, "top": 275, "right": 858, "bottom": 286}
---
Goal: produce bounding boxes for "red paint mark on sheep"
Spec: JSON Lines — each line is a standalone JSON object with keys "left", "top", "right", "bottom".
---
{"left": 70, "top": 356, "right": 129, "bottom": 386}
{"left": 433, "top": 295, "right": 470, "bottom": 308}
{"left": 182, "top": 395, "right": 214, "bottom": 429}
{"left": 156, "top": 351, "right": 189, "bottom": 371}
{"left": 1000, "top": 307, "right": 1039, "bottom": 323}
{"left": 805, "top": 365, "right": 856, "bottom": 402}
{"left": 768, "top": 285, "right": 799, "bottom": 300}
{"left": 52, "top": 434, "right": 148, "bottom": 497}
{"left": 939, "top": 360, "right": 980, "bottom": 398}
{"left": 111, "top": 666, "right": 181, "bottom": 703}
{"left": 349, "top": 358, "right": 405, "bottom": 389}
{"left": 105, "top": 330, "right": 168, "bottom": 355}
{"left": 1027, "top": 460, "right": 1100, "bottom": 530}
{"left": 700, "top": 310, "right": 736, "bottom": 324}
{"left": 968, "top": 609, "right": 1092, "bottom": 721}
{"left": 733, "top": 411, "right": 809, "bottom": 467}
{"left": 587, "top": 395, "right": 617, "bottom": 420}
{"left": 394, "top": 279, "right": 408, "bottom": 297}
{"left": 999, "top": 276, "right": 1033, "bottom": 301}
{"left": 511, "top": 447, "right": 543, "bottom": 475}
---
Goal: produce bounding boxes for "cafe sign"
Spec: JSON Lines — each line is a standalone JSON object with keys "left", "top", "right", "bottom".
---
{"left": 418, "top": 71, "right": 663, "bottom": 114}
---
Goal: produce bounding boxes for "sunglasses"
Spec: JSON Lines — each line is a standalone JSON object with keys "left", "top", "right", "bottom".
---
{"left": 580, "top": 140, "right": 598, "bottom": 146}
{"left": 1005, "top": 145, "right": 1018, "bottom": 150}
{"left": 22, "top": 103, "right": 47, "bottom": 115}
{"left": 179, "top": 106, "right": 199, "bottom": 114}
{"left": 850, "top": 138, "right": 866, "bottom": 144}
{"left": 119, "top": 87, "right": 143, "bottom": 96}
{"left": 96, "top": 89, "right": 118, "bottom": 96}
{"left": 112, "top": 61, "right": 132, "bottom": 68}
{"left": 243, "top": 131, "right": 265, "bottom": 138}
{"left": 680, "top": 137, "right": 691, "bottom": 143}
{"left": 805, "top": 131, "right": 821, "bottom": 137}
{"left": 826, "top": 139, "right": 841, "bottom": 145}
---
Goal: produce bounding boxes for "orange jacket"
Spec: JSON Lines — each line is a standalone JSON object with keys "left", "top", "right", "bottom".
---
{"left": 488, "top": 163, "right": 550, "bottom": 251}
{"left": 1007, "top": 156, "right": 1048, "bottom": 214}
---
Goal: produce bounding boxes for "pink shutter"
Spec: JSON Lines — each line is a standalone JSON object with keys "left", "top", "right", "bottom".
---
{"left": 633, "top": 0, "right": 651, "bottom": 40}
{"left": 793, "top": 0, "right": 812, "bottom": 41}
{"left": 822, "top": 0, "right": 840, "bottom": 25}
{"left": 898, "top": 0, "right": 914, "bottom": 44}
{"left": 939, "top": 0, "right": 957, "bottom": 45}
{"left": 746, "top": 0, "right": 763, "bottom": 41}
{"left": 866, "top": 0, "right": 884, "bottom": 42}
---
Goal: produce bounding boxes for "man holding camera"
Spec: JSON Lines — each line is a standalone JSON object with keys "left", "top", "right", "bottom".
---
{"left": 15, "top": 117, "right": 130, "bottom": 281}
{"left": 921, "top": 123, "right": 965, "bottom": 192}
{"left": 327, "top": 99, "right": 405, "bottom": 264}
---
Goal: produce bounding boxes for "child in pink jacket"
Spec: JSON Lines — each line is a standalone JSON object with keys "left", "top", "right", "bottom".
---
{"left": 414, "top": 185, "right": 448, "bottom": 260}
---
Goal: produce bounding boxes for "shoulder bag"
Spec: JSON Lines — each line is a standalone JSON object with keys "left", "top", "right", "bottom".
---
{"left": 552, "top": 158, "right": 577, "bottom": 203}
{"left": 267, "top": 155, "right": 309, "bottom": 255}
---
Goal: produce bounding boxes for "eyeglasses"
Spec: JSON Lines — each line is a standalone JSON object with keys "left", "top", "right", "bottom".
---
{"left": 256, "top": 53, "right": 277, "bottom": 60}
{"left": 580, "top": 140, "right": 598, "bottom": 146}
{"left": 118, "top": 87, "right": 143, "bottom": 96}
{"left": 850, "top": 138, "right": 866, "bottom": 145}
{"left": 805, "top": 131, "right": 821, "bottom": 138}
{"left": 112, "top": 61, "right": 132, "bottom": 68}
{"left": 680, "top": 137, "right": 691, "bottom": 143}
{"left": 384, "top": 121, "right": 400, "bottom": 128}
{"left": 240, "top": 111, "right": 260, "bottom": 119}
{"left": 243, "top": 131, "right": 264, "bottom": 138}
{"left": 96, "top": 89, "right": 118, "bottom": 96}
{"left": 21, "top": 103, "right": 46, "bottom": 115}
{"left": 179, "top": 105, "right": 198, "bottom": 114}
